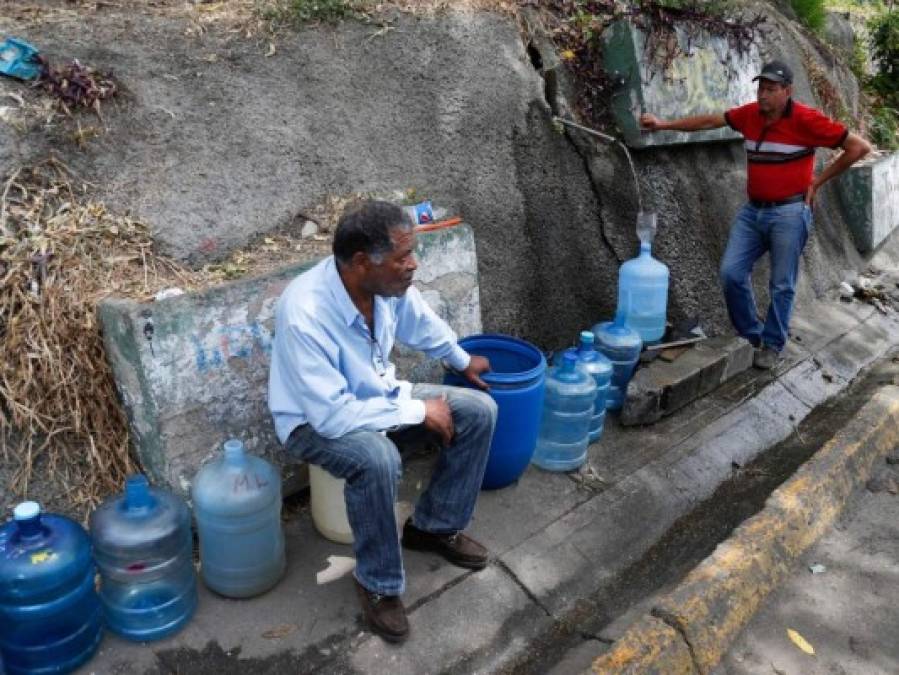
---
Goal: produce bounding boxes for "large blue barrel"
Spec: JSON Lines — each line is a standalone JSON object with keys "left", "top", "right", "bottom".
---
{"left": 444, "top": 334, "right": 546, "bottom": 489}
{"left": 90, "top": 475, "right": 197, "bottom": 641}
{"left": 0, "top": 502, "right": 103, "bottom": 675}
{"left": 192, "top": 439, "right": 286, "bottom": 598}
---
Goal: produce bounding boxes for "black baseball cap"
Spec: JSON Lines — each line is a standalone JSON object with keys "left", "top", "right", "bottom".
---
{"left": 752, "top": 60, "right": 793, "bottom": 85}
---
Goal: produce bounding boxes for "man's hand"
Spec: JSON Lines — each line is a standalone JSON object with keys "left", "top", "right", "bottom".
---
{"left": 639, "top": 113, "right": 665, "bottom": 132}
{"left": 423, "top": 397, "right": 454, "bottom": 447}
{"left": 804, "top": 184, "right": 817, "bottom": 209}
{"left": 804, "top": 133, "right": 872, "bottom": 211}
{"left": 462, "top": 355, "right": 491, "bottom": 391}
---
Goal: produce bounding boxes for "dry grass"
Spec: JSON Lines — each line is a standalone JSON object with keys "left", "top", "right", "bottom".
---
{"left": 0, "top": 158, "right": 399, "bottom": 514}
{"left": 0, "top": 159, "right": 203, "bottom": 511}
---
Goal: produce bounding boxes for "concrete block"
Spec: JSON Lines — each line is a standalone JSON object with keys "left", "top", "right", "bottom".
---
{"left": 620, "top": 373, "right": 664, "bottom": 426}
{"left": 99, "top": 224, "right": 481, "bottom": 496}
{"left": 837, "top": 151, "right": 899, "bottom": 252}
{"left": 719, "top": 336, "right": 754, "bottom": 382}
{"left": 621, "top": 337, "right": 753, "bottom": 426}
{"left": 602, "top": 20, "right": 759, "bottom": 148}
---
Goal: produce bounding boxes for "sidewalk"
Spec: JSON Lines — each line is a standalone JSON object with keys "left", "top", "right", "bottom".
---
{"left": 77, "top": 288, "right": 899, "bottom": 675}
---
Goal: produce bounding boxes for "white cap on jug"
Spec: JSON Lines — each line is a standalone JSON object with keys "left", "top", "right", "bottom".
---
{"left": 14, "top": 501, "right": 40, "bottom": 520}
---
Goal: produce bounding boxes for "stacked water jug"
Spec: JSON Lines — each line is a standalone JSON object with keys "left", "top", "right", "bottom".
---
{"left": 530, "top": 212, "right": 669, "bottom": 474}
{"left": 90, "top": 474, "right": 198, "bottom": 642}
{"left": 0, "top": 438, "right": 286, "bottom": 673}
{"left": 0, "top": 503, "right": 103, "bottom": 674}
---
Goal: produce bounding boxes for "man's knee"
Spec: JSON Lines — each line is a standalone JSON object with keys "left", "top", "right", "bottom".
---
{"left": 719, "top": 262, "right": 745, "bottom": 290}
{"left": 351, "top": 432, "right": 401, "bottom": 482}
{"left": 452, "top": 389, "right": 498, "bottom": 432}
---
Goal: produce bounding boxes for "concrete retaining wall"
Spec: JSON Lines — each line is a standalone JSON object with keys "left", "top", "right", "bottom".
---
{"left": 99, "top": 224, "right": 481, "bottom": 497}
{"left": 837, "top": 151, "right": 899, "bottom": 253}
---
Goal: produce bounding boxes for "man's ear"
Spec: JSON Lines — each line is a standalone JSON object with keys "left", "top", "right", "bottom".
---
{"left": 350, "top": 250, "right": 369, "bottom": 270}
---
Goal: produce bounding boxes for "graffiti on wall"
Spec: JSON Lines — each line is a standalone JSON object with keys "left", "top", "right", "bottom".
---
{"left": 191, "top": 321, "right": 273, "bottom": 372}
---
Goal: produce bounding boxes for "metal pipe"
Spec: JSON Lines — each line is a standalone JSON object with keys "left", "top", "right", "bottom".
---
{"left": 552, "top": 116, "right": 618, "bottom": 144}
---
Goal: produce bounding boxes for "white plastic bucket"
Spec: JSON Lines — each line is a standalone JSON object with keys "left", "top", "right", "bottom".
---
{"left": 309, "top": 465, "right": 353, "bottom": 545}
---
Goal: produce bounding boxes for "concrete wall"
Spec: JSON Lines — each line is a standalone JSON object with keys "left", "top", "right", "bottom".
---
{"left": 99, "top": 225, "right": 481, "bottom": 497}
{"left": 837, "top": 152, "right": 899, "bottom": 253}
{"left": 2, "top": 2, "right": 891, "bottom": 358}
{"left": 602, "top": 20, "right": 760, "bottom": 148}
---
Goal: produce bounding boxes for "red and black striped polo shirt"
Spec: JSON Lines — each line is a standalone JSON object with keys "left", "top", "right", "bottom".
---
{"left": 724, "top": 99, "right": 848, "bottom": 202}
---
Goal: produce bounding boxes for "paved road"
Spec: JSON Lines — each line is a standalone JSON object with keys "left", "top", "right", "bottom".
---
{"left": 715, "top": 453, "right": 899, "bottom": 675}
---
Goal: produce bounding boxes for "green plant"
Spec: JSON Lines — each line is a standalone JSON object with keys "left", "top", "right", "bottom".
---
{"left": 791, "top": 0, "right": 827, "bottom": 31}
{"left": 868, "top": 104, "right": 899, "bottom": 149}
{"left": 868, "top": 9, "right": 899, "bottom": 106}
{"left": 849, "top": 32, "right": 869, "bottom": 80}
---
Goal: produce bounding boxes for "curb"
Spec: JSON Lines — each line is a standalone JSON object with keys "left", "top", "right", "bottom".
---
{"left": 591, "top": 385, "right": 899, "bottom": 675}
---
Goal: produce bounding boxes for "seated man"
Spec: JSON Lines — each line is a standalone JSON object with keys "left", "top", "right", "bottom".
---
{"left": 268, "top": 200, "right": 497, "bottom": 643}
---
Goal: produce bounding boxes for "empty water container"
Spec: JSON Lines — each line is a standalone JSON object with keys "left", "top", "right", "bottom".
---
{"left": 532, "top": 351, "right": 596, "bottom": 472}
{"left": 618, "top": 239, "right": 669, "bottom": 344}
{"left": 552, "top": 333, "right": 612, "bottom": 442}
{"left": 574, "top": 331, "right": 613, "bottom": 442}
{"left": 192, "top": 439, "right": 286, "bottom": 598}
{"left": 90, "top": 475, "right": 197, "bottom": 641}
{"left": 0, "top": 502, "right": 103, "bottom": 675}
{"left": 593, "top": 311, "right": 643, "bottom": 411}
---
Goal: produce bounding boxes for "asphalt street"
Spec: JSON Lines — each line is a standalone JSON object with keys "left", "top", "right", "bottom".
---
{"left": 716, "top": 452, "right": 899, "bottom": 675}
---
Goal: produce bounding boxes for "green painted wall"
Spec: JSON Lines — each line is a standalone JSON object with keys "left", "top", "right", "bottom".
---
{"left": 603, "top": 20, "right": 760, "bottom": 148}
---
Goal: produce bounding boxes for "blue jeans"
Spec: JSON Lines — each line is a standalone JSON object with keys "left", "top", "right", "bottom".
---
{"left": 719, "top": 201, "right": 813, "bottom": 352}
{"left": 285, "top": 383, "right": 497, "bottom": 596}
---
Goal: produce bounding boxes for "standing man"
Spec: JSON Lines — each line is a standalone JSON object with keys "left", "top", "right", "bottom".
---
{"left": 268, "top": 201, "right": 497, "bottom": 643}
{"left": 641, "top": 60, "right": 871, "bottom": 368}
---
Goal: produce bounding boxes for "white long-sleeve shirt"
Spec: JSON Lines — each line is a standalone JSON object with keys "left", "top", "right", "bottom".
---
{"left": 268, "top": 256, "right": 471, "bottom": 442}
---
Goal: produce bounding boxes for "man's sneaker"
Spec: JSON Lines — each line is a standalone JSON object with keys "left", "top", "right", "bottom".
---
{"left": 401, "top": 519, "right": 489, "bottom": 570}
{"left": 753, "top": 345, "right": 781, "bottom": 370}
{"left": 353, "top": 579, "right": 409, "bottom": 643}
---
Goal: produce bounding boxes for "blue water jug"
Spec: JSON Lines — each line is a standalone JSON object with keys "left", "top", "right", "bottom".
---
{"left": 592, "top": 311, "right": 643, "bottom": 411}
{"left": 618, "top": 241, "right": 669, "bottom": 344}
{"left": 0, "top": 502, "right": 103, "bottom": 675}
{"left": 443, "top": 334, "right": 546, "bottom": 489}
{"left": 90, "top": 475, "right": 197, "bottom": 641}
{"left": 192, "top": 439, "right": 286, "bottom": 598}
{"left": 532, "top": 350, "right": 596, "bottom": 472}
{"left": 574, "top": 331, "right": 613, "bottom": 442}
{"left": 552, "top": 333, "right": 613, "bottom": 442}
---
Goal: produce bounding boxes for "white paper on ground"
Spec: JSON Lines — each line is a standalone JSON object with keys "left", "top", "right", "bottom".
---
{"left": 316, "top": 555, "right": 356, "bottom": 585}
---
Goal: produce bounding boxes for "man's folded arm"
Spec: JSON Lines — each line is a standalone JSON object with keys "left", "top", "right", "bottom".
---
{"left": 281, "top": 324, "right": 426, "bottom": 438}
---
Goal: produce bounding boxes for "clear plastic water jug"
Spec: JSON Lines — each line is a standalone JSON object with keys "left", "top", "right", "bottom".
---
{"left": 552, "top": 333, "right": 613, "bottom": 442}
{"left": 0, "top": 502, "right": 103, "bottom": 674}
{"left": 310, "top": 464, "right": 354, "bottom": 545}
{"left": 90, "top": 475, "right": 197, "bottom": 641}
{"left": 575, "top": 331, "right": 613, "bottom": 442}
{"left": 192, "top": 439, "right": 286, "bottom": 597}
{"left": 532, "top": 350, "right": 596, "bottom": 472}
{"left": 592, "top": 311, "right": 643, "bottom": 411}
{"left": 618, "top": 239, "right": 669, "bottom": 344}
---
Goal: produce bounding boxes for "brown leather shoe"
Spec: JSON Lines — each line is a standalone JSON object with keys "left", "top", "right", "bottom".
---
{"left": 401, "top": 519, "right": 489, "bottom": 570}
{"left": 353, "top": 579, "right": 409, "bottom": 643}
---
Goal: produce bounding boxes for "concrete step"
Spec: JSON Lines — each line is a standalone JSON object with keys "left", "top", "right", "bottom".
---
{"left": 621, "top": 336, "right": 754, "bottom": 426}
